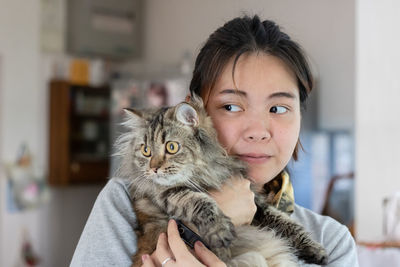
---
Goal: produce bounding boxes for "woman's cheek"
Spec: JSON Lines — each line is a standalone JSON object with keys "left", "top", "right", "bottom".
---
{"left": 214, "top": 123, "right": 231, "bottom": 148}
{"left": 213, "top": 118, "right": 237, "bottom": 150}
{"left": 277, "top": 124, "right": 300, "bottom": 161}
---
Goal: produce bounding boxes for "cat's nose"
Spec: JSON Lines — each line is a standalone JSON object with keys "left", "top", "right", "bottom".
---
{"left": 150, "top": 156, "right": 163, "bottom": 171}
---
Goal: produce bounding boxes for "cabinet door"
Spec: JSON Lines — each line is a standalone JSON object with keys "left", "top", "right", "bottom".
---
{"left": 48, "top": 81, "right": 110, "bottom": 185}
{"left": 49, "top": 81, "right": 71, "bottom": 185}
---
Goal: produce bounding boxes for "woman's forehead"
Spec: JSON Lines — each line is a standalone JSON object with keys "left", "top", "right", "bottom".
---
{"left": 210, "top": 53, "right": 298, "bottom": 98}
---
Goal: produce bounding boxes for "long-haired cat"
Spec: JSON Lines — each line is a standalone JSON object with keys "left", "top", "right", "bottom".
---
{"left": 115, "top": 96, "right": 328, "bottom": 267}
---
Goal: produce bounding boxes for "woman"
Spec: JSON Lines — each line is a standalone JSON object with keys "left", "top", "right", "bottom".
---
{"left": 71, "top": 16, "right": 358, "bottom": 267}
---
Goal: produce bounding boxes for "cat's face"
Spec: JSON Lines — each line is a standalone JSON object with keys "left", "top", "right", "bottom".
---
{"left": 134, "top": 123, "right": 197, "bottom": 186}
{"left": 125, "top": 100, "right": 208, "bottom": 186}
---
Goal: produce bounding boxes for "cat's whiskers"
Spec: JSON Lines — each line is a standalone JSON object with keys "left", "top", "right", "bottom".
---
{"left": 185, "top": 178, "right": 207, "bottom": 193}
{"left": 127, "top": 176, "right": 143, "bottom": 191}
{"left": 127, "top": 172, "right": 148, "bottom": 191}
{"left": 131, "top": 177, "right": 155, "bottom": 198}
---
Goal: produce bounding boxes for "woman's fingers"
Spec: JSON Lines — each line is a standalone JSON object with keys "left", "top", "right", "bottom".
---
{"left": 194, "top": 242, "right": 227, "bottom": 267}
{"left": 141, "top": 220, "right": 225, "bottom": 267}
{"left": 153, "top": 232, "right": 175, "bottom": 266}
{"left": 166, "top": 220, "right": 191, "bottom": 259}
{"left": 141, "top": 254, "right": 156, "bottom": 267}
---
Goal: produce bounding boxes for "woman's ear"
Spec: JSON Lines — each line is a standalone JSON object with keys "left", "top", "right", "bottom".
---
{"left": 175, "top": 103, "right": 199, "bottom": 127}
{"left": 185, "top": 94, "right": 205, "bottom": 108}
{"left": 292, "top": 139, "right": 304, "bottom": 161}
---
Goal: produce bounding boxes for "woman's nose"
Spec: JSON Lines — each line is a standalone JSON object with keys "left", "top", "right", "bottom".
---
{"left": 243, "top": 115, "right": 271, "bottom": 142}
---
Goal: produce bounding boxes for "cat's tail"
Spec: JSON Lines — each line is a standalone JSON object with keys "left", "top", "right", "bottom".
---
{"left": 228, "top": 225, "right": 299, "bottom": 267}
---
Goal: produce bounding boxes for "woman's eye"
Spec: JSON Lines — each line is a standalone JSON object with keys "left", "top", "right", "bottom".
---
{"left": 223, "top": 104, "right": 242, "bottom": 112}
{"left": 270, "top": 106, "right": 288, "bottom": 114}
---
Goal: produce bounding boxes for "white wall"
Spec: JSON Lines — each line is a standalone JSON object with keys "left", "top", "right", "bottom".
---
{"left": 0, "top": 1, "right": 41, "bottom": 162}
{"left": 0, "top": 42, "right": 3, "bottom": 267}
{"left": 0, "top": 1, "right": 41, "bottom": 266}
{"left": 0, "top": 1, "right": 103, "bottom": 266}
{"left": 355, "top": 0, "right": 400, "bottom": 241}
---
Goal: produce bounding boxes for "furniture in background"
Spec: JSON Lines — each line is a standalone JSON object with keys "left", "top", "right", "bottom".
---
{"left": 357, "top": 242, "right": 400, "bottom": 266}
{"left": 48, "top": 80, "right": 110, "bottom": 185}
{"left": 321, "top": 172, "right": 355, "bottom": 236}
{"left": 66, "top": 0, "right": 142, "bottom": 59}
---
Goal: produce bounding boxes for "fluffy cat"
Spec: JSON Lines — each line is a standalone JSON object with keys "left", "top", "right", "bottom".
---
{"left": 115, "top": 96, "right": 328, "bottom": 267}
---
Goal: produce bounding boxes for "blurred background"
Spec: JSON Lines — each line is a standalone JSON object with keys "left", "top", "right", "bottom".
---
{"left": 0, "top": 0, "right": 399, "bottom": 266}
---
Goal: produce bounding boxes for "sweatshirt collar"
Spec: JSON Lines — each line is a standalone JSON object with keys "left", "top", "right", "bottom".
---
{"left": 263, "top": 171, "right": 295, "bottom": 214}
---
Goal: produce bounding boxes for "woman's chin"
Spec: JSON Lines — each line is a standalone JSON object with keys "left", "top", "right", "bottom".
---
{"left": 247, "top": 168, "right": 280, "bottom": 187}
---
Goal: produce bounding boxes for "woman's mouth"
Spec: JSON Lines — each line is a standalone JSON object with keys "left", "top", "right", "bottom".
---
{"left": 237, "top": 153, "right": 271, "bottom": 164}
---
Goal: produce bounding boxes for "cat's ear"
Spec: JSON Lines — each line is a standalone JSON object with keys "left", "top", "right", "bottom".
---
{"left": 124, "top": 108, "right": 142, "bottom": 117}
{"left": 123, "top": 108, "right": 145, "bottom": 128}
{"left": 175, "top": 103, "right": 199, "bottom": 127}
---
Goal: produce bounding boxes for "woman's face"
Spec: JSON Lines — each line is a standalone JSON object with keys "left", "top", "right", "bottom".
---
{"left": 206, "top": 53, "right": 301, "bottom": 187}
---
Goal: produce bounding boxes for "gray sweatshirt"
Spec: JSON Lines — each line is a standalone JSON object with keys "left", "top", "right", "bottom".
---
{"left": 70, "top": 178, "right": 359, "bottom": 267}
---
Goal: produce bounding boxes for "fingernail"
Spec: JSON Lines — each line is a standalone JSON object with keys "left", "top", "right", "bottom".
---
{"left": 195, "top": 241, "right": 205, "bottom": 249}
{"left": 141, "top": 254, "right": 149, "bottom": 262}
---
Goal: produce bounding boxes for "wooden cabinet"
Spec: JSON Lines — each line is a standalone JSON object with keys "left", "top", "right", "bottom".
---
{"left": 48, "top": 80, "right": 110, "bottom": 185}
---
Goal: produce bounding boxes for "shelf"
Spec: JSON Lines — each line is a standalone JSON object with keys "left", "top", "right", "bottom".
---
{"left": 71, "top": 113, "right": 110, "bottom": 120}
{"left": 358, "top": 241, "right": 400, "bottom": 248}
{"left": 71, "top": 154, "right": 109, "bottom": 162}
{"left": 48, "top": 80, "right": 111, "bottom": 186}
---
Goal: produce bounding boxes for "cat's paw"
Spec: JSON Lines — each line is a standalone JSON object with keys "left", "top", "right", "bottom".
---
{"left": 212, "top": 246, "right": 232, "bottom": 262}
{"left": 298, "top": 242, "right": 328, "bottom": 265}
{"left": 208, "top": 226, "right": 236, "bottom": 248}
{"left": 204, "top": 217, "right": 236, "bottom": 249}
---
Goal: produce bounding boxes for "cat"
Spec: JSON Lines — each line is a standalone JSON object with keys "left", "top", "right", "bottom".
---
{"left": 114, "top": 95, "right": 328, "bottom": 267}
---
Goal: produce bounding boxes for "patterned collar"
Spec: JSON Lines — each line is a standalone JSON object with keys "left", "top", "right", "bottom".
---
{"left": 263, "top": 171, "right": 295, "bottom": 215}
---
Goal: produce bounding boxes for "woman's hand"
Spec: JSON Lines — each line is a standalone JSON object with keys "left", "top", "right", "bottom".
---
{"left": 210, "top": 178, "right": 257, "bottom": 226}
{"left": 141, "top": 219, "right": 226, "bottom": 267}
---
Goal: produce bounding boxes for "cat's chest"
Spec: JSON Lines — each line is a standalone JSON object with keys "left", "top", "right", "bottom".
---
{"left": 133, "top": 197, "right": 167, "bottom": 221}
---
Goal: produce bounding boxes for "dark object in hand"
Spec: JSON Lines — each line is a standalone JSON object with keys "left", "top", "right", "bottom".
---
{"left": 175, "top": 220, "right": 210, "bottom": 250}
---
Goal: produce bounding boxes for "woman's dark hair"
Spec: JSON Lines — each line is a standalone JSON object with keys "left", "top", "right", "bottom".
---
{"left": 189, "top": 15, "right": 313, "bottom": 160}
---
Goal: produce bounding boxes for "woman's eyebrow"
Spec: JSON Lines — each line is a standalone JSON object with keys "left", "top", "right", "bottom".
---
{"left": 219, "top": 89, "right": 297, "bottom": 100}
{"left": 268, "top": 92, "right": 297, "bottom": 100}
{"left": 218, "top": 89, "right": 247, "bottom": 96}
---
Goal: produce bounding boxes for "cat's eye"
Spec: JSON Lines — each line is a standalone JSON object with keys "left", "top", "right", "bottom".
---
{"left": 165, "top": 141, "right": 180, "bottom": 154}
{"left": 141, "top": 144, "right": 151, "bottom": 157}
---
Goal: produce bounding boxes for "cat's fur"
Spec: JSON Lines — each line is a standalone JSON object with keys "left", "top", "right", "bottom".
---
{"left": 115, "top": 96, "right": 328, "bottom": 267}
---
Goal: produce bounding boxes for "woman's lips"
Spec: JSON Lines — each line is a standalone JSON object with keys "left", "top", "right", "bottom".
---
{"left": 237, "top": 153, "right": 271, "bottom": 164}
